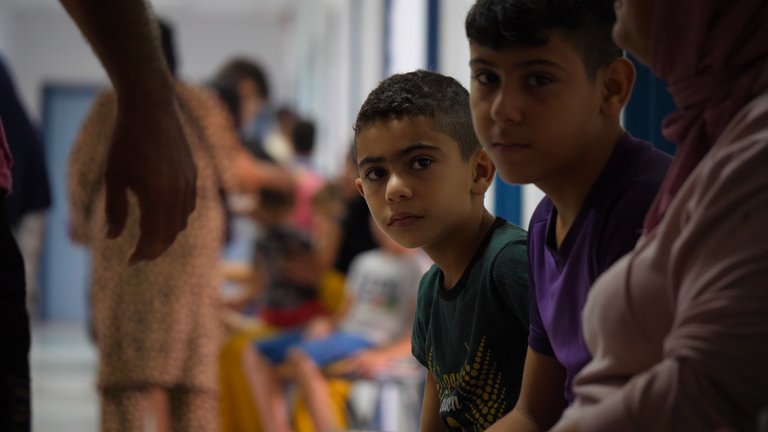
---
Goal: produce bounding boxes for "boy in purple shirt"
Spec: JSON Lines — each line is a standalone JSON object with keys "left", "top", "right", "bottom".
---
{"left": 465, "top": 0, "right": 671, "bottom": 430}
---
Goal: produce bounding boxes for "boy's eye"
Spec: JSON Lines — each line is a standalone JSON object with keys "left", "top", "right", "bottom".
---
{"left": 410, "top": 157, "right": 432, "bottom": 170}
{"left": 473, "top": 71, "right": 500, "bottom": 85}
{"left": 527, "top": 74, "right": 553, "bottom": 87}
{"left": 364, "top": 167, "right": 387, "bottom": 181}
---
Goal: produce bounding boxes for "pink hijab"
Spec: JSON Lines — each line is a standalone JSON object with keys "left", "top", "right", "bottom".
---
{"left": 643, "top": 0, "right": 768, "bottom": 233}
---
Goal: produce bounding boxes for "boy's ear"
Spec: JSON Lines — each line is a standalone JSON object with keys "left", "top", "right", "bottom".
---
{"left": 355, "top": 177, "right": 365, "bottom": 197}
{"left": 470, "top": 148, "right": 497, "bottom": 196}
{"left": 600, "top": 57, "right": 636, "bottom": 119}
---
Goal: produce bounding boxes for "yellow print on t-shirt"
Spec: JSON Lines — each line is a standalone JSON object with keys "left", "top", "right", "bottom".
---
{"left": 427, "top": 337, "right": 508, "bottom": 431}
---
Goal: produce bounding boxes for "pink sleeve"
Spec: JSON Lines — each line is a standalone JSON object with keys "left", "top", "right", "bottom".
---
{"left": 578, "top": 136, "right": 768, "bottom": 432}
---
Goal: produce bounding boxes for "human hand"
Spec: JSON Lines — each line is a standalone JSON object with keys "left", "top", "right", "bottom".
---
{"left": 303, "top": 316, "right": 334, "bottom": 340}
{"left": 104, "top": 96, "right": 197, "bottom": 264}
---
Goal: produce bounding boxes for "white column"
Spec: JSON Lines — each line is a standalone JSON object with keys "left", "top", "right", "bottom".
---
{"left": 388, "top": 0, "right": 428, "bottom": 74}
{"left": 438, "top": 0, "right": 474, "bottom": 88}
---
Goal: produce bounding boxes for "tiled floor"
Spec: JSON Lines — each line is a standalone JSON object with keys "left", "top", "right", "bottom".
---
{"left": 31, "top": 323, "right": 99, "bottom": 432}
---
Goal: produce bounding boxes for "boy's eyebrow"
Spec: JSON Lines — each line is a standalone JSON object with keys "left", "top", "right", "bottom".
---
{"left": 469, "top": 57, "right": 565, "bottom": 71}
{"left": 358, "top": 155, "right": 384, "bottom": 168}
{"left": 469, "top": 57, "right": 496, "bottom": 67}
{"left": 357, "top": 142, "right": 442, "bottom": 168}
{"left": 398, "top": 142, "right": 441, "bottom": 157}
{"left": 513, "top": 59, "right": 566, "bottom": 71}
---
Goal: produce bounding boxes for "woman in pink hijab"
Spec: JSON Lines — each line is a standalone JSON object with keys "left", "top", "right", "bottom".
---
{"left": 549, "top": 1, "right": 768, "bottom": 431}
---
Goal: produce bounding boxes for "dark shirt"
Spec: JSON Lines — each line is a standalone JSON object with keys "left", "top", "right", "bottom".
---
{"left": 528, "top": 131, "right": 672, "bottom": 403}
{"left": 412, "top": 218, "right": 529, "bottom": 431}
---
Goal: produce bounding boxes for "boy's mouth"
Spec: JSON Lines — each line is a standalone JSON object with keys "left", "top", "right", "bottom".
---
{"left": 492, "top": 141, "right": 531, "bottom": 153}
{"left": 389, "top": 212, "right": 423, "bottom": 228}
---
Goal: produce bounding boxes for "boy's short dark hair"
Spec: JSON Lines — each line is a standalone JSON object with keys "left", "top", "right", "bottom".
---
{"left": 465, "top": 0, "right": 622, "bottom": 79}
{"left": 292, "top": 121, "right": 316, "bottom": 156}
{"left": 354, "top": 70, "right": 481, "bottom": 160}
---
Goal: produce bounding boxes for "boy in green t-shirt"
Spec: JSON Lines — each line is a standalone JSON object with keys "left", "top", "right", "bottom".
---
{"left": 353, "top": 70, "right": 529, "bottom": 432}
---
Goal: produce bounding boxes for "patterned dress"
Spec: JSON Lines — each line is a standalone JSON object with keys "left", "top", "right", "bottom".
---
{"left": 68, "top": 83, "right": 240, "bottom": 430}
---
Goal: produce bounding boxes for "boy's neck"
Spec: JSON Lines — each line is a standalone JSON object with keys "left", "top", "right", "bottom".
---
{"left": 421, "top": 208, "right": 497, "bottom": 290}
{"left": 536, "top": 127, "right": 625, "bottom": 248}
{"left": 380, "top": 245, "right": 415, "bottom": 257}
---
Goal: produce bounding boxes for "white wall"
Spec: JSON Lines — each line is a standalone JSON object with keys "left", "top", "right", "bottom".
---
{"left": 286, "top": 0, "right": 352, "bottom": 176}
{"left": 438, "top": 0, "right": 473, "bottom": 88}
{"left": 1, "top": 3, "right": 289, "bottom": 122}
{"left": 351, "top": 0, "right": 385, "bottom": 123}
{"left": 388, "top": 0, "right": 428, "bottom": 74}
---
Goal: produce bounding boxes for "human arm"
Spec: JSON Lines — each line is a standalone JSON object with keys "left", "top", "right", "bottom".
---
{"left": 420, "top": 373, "right": 446, "bottom": 432}
{"left": 59, "top": 0, "right": 197, "bottom": 264}
{"left": 234, "top": 148, "right": 295, "bottom": 193}
{"left": 220, "top": 261, "right": 254, "bottom": 284}
{"left": 220, "top": 309, "right": 262, "bottom": 335}
{"left": 191, "top": 86, "right": 295, "bottom": 195}
{"left": 325, "top": 331, "right": 413, "bottom": 378}
{"left": 552, "top": 141, "right": 768, "bottom": 432}
{"left": 486, "top": 348, "right": 569, "bottom": 432}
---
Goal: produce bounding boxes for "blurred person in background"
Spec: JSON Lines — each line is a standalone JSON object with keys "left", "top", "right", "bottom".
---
{"left": 262, "top": 107, "right": 298, "bottom": 165}
{"left": 0, "top": 54, "right": 52, "bottom": 319}
{"left": 218, "top": 183, "right": 349, "bottom": 432}
{"left": 288, "top": 120, "right": 326, "bottom": 233}
{"left": 332, "top": 145, "right": 378, "bottom": 275}
{"left": 68, "top": 18, "right": 292, "bottom": 432}
{"left": 215, "top": 58, "right": 293, "bottom": 162}
{"left": 242, "top": 219, "right": 425, "bottom": 432}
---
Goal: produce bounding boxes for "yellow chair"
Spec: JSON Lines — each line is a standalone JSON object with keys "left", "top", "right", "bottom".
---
{"left": 219, "top": 270, "right": 350, "bottom": 432}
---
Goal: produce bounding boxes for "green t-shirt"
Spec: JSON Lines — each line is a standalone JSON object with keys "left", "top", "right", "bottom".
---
{"left": 412, "top": 217, "right": 529, "bottom": 432}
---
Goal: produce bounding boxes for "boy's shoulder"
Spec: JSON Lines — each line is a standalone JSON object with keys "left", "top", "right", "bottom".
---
{"left": 595, "top": 133, "right": 672, "bottom": 210}
{"left": 486, "top": 219, "right": 527, "bottom": 264}
{"left": 418, "top": 218, "right": 526, "bottom": 294}
{"left": 490, "top": 219, "right": 527, "bottom": 242}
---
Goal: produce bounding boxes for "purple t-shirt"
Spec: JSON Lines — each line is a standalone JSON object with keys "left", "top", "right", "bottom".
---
{"left": 0, "top": 118, "right": 12, "bottom": 193}
{"left": 527, "top": 131, "right": 671, "bottom": 403}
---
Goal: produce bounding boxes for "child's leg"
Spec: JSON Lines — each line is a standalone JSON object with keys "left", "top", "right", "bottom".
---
{"left": 287, "top": 332, "right": 374, "bottom": 432}
{"left": 241, "top": 346, "right": 292, "bottom": 432}
{"left": 285, "top": 349, "right": 338, "bottom": 432}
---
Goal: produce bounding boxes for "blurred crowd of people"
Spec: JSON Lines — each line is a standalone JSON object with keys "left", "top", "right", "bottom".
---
{"left": 63, "top": 18, "right": 428, "bottom": 432}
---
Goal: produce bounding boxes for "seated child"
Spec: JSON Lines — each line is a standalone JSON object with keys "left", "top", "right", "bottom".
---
{"left": 221, "top": 188, "right": 326, "bottom": 333}
{"left": 241, "top": 219, "right": 426, "bottom": 432}
{"left": 354, "top": 70, "right": 529, "bottom": 432}
{"left": 464, "top": 1, "right": 672, "bottom": 429}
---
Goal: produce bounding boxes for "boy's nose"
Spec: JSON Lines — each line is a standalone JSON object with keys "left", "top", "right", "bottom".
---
{"left": 490, "top": 88, "right": 524, "bottom": 124}
{"left": 385, "top": 174, "right": 412, "bottom": 202}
